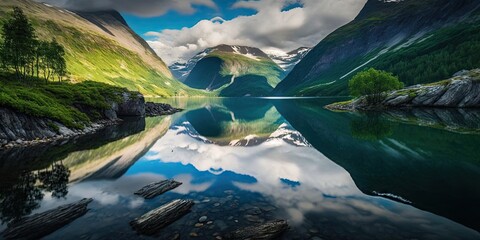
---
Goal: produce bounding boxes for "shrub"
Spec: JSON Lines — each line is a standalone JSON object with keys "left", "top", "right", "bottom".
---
{"left": 349, "top": 68, "right": 404, "bottom": 104}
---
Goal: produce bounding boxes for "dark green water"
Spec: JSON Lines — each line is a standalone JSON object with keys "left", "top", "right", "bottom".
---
{"left": 0, "top": 98, "right": 479, "bottom": 239}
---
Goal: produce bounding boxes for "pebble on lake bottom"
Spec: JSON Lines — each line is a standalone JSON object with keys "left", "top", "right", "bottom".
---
{"left": 199, "top": 216, "right": 208, "bottom": 223}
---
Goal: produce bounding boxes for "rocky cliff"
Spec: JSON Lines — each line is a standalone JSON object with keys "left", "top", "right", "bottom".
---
{"left": 327, "top": 69, "right": 480, "bottom": 111}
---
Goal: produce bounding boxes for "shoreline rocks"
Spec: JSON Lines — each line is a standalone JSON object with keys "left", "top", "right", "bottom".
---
{"left": 0, "top": 92, "right": 181, "bottom": 150}
{"left": 145, "top": 102, "right": 182, "bottom": 116}
{"left": 326, "top": 69, "right": 480, "bottom": 111}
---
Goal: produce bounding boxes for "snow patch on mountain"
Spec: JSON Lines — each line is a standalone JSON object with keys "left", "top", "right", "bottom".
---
{"left": 268, "top": 47, "right": 311, "bottom": 74}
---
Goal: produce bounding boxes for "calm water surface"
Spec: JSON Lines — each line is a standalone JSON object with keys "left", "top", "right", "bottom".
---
{"left": 0, "top": 98, "right": 479, "bottom": 239}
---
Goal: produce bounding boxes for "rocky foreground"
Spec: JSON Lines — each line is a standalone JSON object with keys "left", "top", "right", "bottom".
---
{"left": 0, "top": 92, "right": 181, "bottom": 149}
{"left": 327, "top": 69, "right": 480, "bottom": 111}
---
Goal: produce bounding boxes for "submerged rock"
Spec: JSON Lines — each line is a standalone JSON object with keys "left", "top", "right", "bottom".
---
{"left": 199, "top": 216, "right": 208, "bottom": 223}
{"left": 130, "top": 199, "right": 194, "bottom": 235}
{"left": 134, "top": 179, "right": 182, "bottom": 199}
{"left": 223, "top": 219, "right": 289, "bottom": 240}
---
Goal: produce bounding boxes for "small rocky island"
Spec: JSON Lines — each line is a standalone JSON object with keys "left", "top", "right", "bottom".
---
{"left": 0, "top": 92, "right": 181, "bottom": 149}
{"left": 327, "top": 69, "right": 480, "bottom": 111}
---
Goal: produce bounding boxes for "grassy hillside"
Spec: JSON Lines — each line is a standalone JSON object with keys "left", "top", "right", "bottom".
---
{"left": 0, "top": 0, "right": 203, "bottom": 97}
{"left": 0, "top": 73, "right": 129, "bottom": 129}
{"left": 275, "top": 0, "right": 480, "bottom": 96}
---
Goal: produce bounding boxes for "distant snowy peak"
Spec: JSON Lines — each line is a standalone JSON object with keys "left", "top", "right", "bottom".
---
{"left": 269, "top": 47, "right": 311, "bottom": 73}
{"left": 169, "top": 44, "right": 273, "bottom": 81}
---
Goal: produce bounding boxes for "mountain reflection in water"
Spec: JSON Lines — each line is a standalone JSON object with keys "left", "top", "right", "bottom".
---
{"left": 0, "top": 98, "right": 479, "bottom": 240}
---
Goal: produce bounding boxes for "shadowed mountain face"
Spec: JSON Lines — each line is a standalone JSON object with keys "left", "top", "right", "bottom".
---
{"left": 183, "top": 57, "right": 232, "bottom": 91}
{"left": 274, "top": 99, "right": 480, "bottom": 231}
{"left": 219, "top": 75, "right": 273, "bottom": 97}
{"left": 274, "top": 0, "right": 480, "bottom": 96}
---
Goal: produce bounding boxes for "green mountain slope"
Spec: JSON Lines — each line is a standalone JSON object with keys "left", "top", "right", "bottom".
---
{"left": 274, "top": 0, "right": 480, "bottom": 96}
{"left": 0, "top": 0, "right": 199, "bottom": 97}
{"left": 184, "top": 45, "right": 283, "bottom": 97}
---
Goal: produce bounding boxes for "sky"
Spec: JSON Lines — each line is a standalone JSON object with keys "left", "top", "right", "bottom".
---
{"left": 39, "top": 0, "right": 367, "bottom": 65}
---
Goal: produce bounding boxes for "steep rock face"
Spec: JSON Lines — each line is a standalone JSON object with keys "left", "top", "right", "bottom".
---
{"left": 0, "top": 92, "right": 145, "bottom": 144}
{"left": 115, "top": 93, "right": 146, "bottom": 117}
{"left": 275, "top": 0, "right": 480, "bottom": 96}
{"left": 327, "top": 69, "right": 480, "bottom": 110}
{"left": 0, "top": 108, "right": 59, "bottom": 143}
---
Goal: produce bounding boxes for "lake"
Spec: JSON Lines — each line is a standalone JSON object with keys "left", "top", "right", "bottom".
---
{"left": 0, "top": 98, "right": 479, "bottom": 239}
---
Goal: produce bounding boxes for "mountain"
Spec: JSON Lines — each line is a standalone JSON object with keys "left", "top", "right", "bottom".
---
{"left": 181, "top": 44, "right": 283, "bottom": 97}
{"left": 268, "top": 47, "right": 311, "bottom": 77}
{"left": 274, "top": 0, "right": 480, "bottom": 96}
{"left": 170, "top": 46, "right": 310, "bottom": 84}
{"left": 0, "top": 0, "right": 194, "bottom": 97}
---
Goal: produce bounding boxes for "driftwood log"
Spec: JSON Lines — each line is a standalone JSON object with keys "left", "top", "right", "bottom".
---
{"left": 2, "top": 198, "right": 93, "bottom": 240}
{"left": 134, "top": 179, "right": 182, "bottom": 199}
{"left": 130, "top": 199, "right": 194, "bottom": 235}
{"left": 224, "top": 219, "right": 289, "bottom": 240}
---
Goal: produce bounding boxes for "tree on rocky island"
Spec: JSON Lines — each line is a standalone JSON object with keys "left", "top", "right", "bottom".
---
{"left": 349, "top": 68, "right": 404, "bottom": 105}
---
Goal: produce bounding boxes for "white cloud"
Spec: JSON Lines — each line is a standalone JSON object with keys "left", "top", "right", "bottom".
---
{"left": 37, "top": 0, "right": 218, "bottom": 17}
{"left": 147, "top": 0, "right": 367, "bottom": 64}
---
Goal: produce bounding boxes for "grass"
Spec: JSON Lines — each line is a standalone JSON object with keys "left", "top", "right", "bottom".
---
{"left": 0, "top": 74, "right": 130, "bottom": 129}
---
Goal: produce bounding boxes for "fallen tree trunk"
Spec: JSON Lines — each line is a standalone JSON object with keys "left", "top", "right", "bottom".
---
{"left": 2, "top": 198, "right": 93, "bottom": 240}
{"left": 224, "top": 219, "right": 289, "bottom": 240}
{"left": 134, "top": 179, "right": 182, "bottom": 199}
{"left": 130, "top": 199, "right": 194, "bottom": 235}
